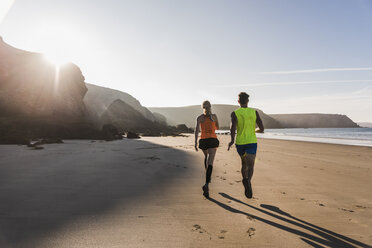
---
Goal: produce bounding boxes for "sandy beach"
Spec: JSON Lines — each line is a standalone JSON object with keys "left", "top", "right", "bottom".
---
{"left": 0, "top": 135, "right": 371, "bottom": 248}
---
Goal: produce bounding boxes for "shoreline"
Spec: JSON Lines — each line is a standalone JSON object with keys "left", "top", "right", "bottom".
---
{"left": 215, "top": 127, "right": 372, "bottom": 148}
{"left": 256, "top": 135, "right": 372, "bottom": 147}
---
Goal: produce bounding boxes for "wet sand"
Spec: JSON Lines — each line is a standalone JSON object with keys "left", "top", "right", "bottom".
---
{"left": 0, "top": 135, "right": 371, "bottom": 247}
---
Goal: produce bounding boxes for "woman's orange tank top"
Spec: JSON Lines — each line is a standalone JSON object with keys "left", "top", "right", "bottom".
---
{"left": 200, "top": 116, "right": 217, "bottom": 139}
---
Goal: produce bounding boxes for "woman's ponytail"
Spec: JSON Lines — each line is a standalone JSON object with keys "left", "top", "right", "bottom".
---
{"left": 202, "top": 100, "right": 212, "bottom": 117}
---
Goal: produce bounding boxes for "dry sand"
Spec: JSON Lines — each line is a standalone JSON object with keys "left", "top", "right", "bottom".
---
{"left": 0, "top": 135, "right": 371, "bottom": 248}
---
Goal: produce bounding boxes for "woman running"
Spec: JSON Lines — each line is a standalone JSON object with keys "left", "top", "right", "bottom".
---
{"left": 194, "top": 100, "right": 219, "bottom": 198}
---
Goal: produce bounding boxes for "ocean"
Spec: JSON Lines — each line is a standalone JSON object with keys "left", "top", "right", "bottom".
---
{"left": 217, "top": 128, "right": 372, "bottom": 147}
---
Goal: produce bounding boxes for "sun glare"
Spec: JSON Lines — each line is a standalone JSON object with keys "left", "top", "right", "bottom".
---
{"left": 37, "top": 21, "right": 78, "bottom": 66}
{"left": 44, "top": 52, "right": 70, "bottom": 66}
{"left": 0, "top": 0, "right": 14, "bottom": 24}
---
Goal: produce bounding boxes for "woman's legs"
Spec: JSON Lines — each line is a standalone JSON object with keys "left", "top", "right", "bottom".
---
{"left": 207, "top": 148, "right": 217, "bottom": 165}
{"left": 202, "top": 150, "right": 208, "bottom": 169}
{"left": 202, "top": 147, "right": 218, "bottom": 198}
{"left": 205, "top": 148, "right": 217, "bottom": 184}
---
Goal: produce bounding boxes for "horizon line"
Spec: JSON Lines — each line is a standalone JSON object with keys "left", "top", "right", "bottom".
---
{"left": 257, "top": 67, "right": 372, "bottom": 75}
{"left": 217, "top": 79, "right": 372, "bottom": 88}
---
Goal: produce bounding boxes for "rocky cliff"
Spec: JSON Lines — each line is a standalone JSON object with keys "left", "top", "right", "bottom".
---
{"left": 270, "top": 114, "right": 359, "bottom": 128}
{"left": 100, "top": 99, "right": 169, "bottom": 134}
{"left": 84, "top": 83, "right": 155, "bottom": 125}
{"left": 0, "top": 37, "right": 87, "bottom": 119}
{"left": 0, "top": 37, "right": 99, "bottom": 143}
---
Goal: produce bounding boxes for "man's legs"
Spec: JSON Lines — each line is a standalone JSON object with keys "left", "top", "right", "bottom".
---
{"left": 240, "top": 153, "right": 256, "bottom": 198}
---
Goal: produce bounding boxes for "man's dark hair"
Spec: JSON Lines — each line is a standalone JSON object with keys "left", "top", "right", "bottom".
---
{"left": 238, "top": 92, "right": 249, "bottom": 104}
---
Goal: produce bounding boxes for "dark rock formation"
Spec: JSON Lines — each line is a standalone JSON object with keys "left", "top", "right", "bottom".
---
{"left": 27, "top": 138, "right": 64, "bottom": 148}
{"left": 102, "top": 124, "right": 123, "bottom": 141}
{"left": 175, "top": 124, "right": 193, "bottom": 133}
{"left": 126, "top": 132, "right": 140, "bottom": 139}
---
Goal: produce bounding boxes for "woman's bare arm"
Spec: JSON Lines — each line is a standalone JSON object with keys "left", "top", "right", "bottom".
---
{"left": 194, "top": 116, "right": 201, "bottom": 151}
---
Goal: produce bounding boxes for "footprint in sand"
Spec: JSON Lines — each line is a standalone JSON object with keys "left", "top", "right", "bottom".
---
{"left": 355, "top": 205, "right": 366, "bottom": 209}
{"left": 145, "top": 156, "right": 160, "bottom": 161}
{"left": 235, "top": 180, "right": 241, "bottom": 183}
{"left": 339, "top": 208, "right": 354, "bottom": 212}
{"left": 246, "top": 215, "right": 255, "bottom": 221}
{"left": 318, "top": 203, "right": 325, "bottom": 207}
{"left": 220, "top": 177, "right": 227, "bottom": 181}
{"left": 280, "top": 192, "right": 286, "bottom": 195}
{"left": 192, "top": 224, "right": 203, "bottom": 233}
{"left": 218, "top": 230, "right": 228, "bottom": 239}
{"left": 192, "top": 224, "right": 212, "bottom": 239}
{"left": 32, "top": 146, "right": 44, "bottom": 150}
{"left": 229, "top": 183, "right": 234, "bottom": 185}
{"left": 247, "top": 227, "right": 256, "bottom": 237}
{"left": 300, "top": 198, "right": 305, "bottom": 200}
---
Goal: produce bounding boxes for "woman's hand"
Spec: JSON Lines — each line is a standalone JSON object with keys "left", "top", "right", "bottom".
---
{"left": 194, "top": 143, "right": 198, "bottom": 151}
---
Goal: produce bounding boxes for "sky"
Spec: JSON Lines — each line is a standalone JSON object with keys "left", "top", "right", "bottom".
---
{"left": 1, "top": 0, "right": 372, "bottom": 122}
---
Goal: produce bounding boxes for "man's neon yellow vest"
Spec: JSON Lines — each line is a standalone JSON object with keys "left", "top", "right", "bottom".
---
{"left": 234, "top": 107, "right": 257, "bottom": 145}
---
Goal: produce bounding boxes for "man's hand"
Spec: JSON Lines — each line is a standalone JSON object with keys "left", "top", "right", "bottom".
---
{"left": 194, "top": 143, "right": 198, "bottom": 151}
{"left": 255, "top": 127, "right": 264, "bottom": 133}
{"left": 228, "top": 141, "right": 234, "bottom": 151}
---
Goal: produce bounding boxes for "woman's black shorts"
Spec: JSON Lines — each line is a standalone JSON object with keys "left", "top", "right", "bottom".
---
{"left": 198, "top": 138, "right": 219, "bottom": 150}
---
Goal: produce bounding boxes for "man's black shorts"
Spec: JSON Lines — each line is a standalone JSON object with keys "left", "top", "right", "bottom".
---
{"left": 198, "top": 138, "right": 219, "bottom": 150}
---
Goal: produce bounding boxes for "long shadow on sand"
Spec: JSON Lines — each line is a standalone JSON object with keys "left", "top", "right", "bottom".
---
{"left": 0, "top": 139, "right": 196, "bottom": 247}
{"left": 207, "top": 193, "right": 371, "bottom": 248}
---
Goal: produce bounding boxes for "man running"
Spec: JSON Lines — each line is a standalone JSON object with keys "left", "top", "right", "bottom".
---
{"left": 228, "top": 92, "right": 264, "bottom": 198}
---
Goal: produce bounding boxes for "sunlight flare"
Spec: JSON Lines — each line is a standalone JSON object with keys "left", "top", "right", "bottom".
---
{"left": 0, "top": 0, "right": 14, "bottom": 24}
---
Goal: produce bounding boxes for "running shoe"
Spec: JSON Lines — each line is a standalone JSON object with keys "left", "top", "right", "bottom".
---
{"left": 202, "top": 184, "right": 209, "bottom": 198}
{"left": 242, "top": 179, "right": 252, "bottom": 198}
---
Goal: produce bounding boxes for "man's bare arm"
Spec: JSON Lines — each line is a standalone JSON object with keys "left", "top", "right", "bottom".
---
{"left": 228, "top": 112, "right": 237, "bottom": 150}
{"left": 255, "top": 111, "right": 264, "bottom": 133}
